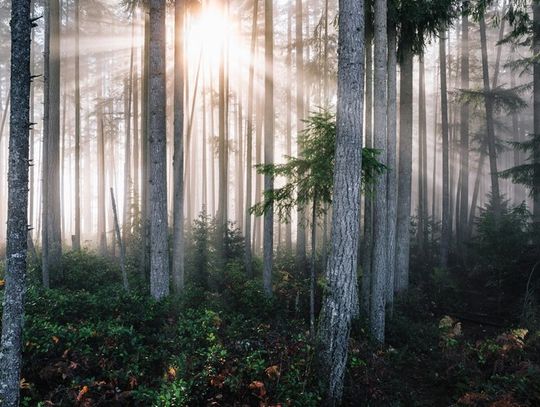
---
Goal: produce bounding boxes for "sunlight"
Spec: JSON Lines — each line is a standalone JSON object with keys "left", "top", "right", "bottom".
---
{"left": 187, "top": 4, "right": 238, "bottom": 67}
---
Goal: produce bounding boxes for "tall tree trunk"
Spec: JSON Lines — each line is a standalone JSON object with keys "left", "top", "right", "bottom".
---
{"left": 45, "top": 0, "right": 62, "bottom": 278}
{"left": 395, "top": 45, "right": 413, "bottom": 293}
{"left": 149, "top": 0, "right": 169, "bottom": 300}
{"left": 479, "top": 16, "right": 501, "bottom": 216}
{"left": 361, "top": 32, "right": 373, "bottom": 314}
{"left": 122, "top": 19, "right": 135, "bottom": 238}
{"left": 0, "top": 0, "right": 32, "bottom": 402}
{"left": 285, "top": 2, "right": 292, "bottom": 251}
{"left": 263, "top": 0, "right": 274, "bottom": 297}
{"left": 369, "top": 0, "right": 387, "bottom": 344}
{"left": 317, "top": 0, "right": 364, "bottom": 402}
{"left": 111, "top": 188, "right": 129, "bottom": 291}
{"left": 244, "top": 0, "right": 258, "bottom": 276}
{"left": 172, "top": 0, "right": 185, "bottom": 293}
{"left": 132, "top": 12, "right": 140, "bottom": 220}
{"left": 295, "top": 0, "right": 306, "bottom": 270}
{"left": 418, "top": 56, "right": 427, "bottom": 254}
{"left": 440, "top": 32, "right": 450, "bottom": 269}
{"left": 533, "top": 2, "right": 540, "bottom": 242}
{"left": 73, "top": 0, "right": 81, "bottom": 250}
{"left": 386, "top": 24, "right": 397, "bottom": 310}
{"left": 217, "top": 9, "right": 228, "bottom": 262}
{"left": 97, "top": 78, "right": 106, "bottom": 254}
{"left": 459, "top": 8, "right": 469, "bottom": 255}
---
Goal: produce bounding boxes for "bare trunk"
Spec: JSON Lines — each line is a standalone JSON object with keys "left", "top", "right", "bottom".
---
{"left": 0, "top": 0, "right": 32, "bottom": 402}
{"left": 172, "top": 0, "right": 185, "bottom": 293}
{"left": 149, "top": 0, "right": 169, "bottom": 300}
{"left": 111, "top": 188, "right": 129, "bottom": 291}
{"left": 317, "top": 0, "right": 364, "bottom": 403}
{"left": 440, "top": 33, "right": 450, "bottom": 269}
{"left": 369, "top": 0, "right": 387, "bottom": 344}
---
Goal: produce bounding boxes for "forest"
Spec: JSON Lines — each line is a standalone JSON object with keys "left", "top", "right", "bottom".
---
{"left": 0, "top": 0, "right": 539, "bottom": 405}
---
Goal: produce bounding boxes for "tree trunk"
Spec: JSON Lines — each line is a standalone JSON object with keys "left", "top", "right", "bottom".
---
{"left": 418, "top": 55, "right": 427, "bottom": 254}
{"left": 479, "top": 16, "right": 501, "bottom": 216}
{"left": 458, "top": 9, "right": 469, "bottom": 255}
{"left": 440, "top": 32, "right": 450, "bottom": 269}
{"left": 111, "top": 188, "right": 129, "bottom": 291}
{"left": 295, "top": 0, "right": 306, "bottom": 270}
{"left": 369, "top": 0, "right": 387, "bottom": 344}
{"left": 533, "top": 2, "right": 540, "bottom": 241}
{"left": 263, "top": 0, "right": 274, "bottom": 297}
{"left": 172, "top": 0, "right": 185, "bottom": 293}
{"left": 0, "top": 0, "right": 32, "bottom": 402}
{"left": 73, "top": 0, "right": 81, "bottom": 250}
{"left": 386, "top": 24, "right": 397, "bottom": 310}
{"left": 149, "top": 0, "right": 169, "bottom": 300}
{"left": 317, "top": 0, "right": 364, "bottom": 403}
{"left": 244, "top": 0, "right": 258, "bottom": 276}
{"left": 285, "top": 3, "right": 292, "bottom": 251}
{"left": 361, "top": 32, "right": 373, "bottom": 314}
{"left": 395, "top": 45, "right": 413, "bottom": 293}
{"left": 43, "top": 0, "right": 62, "bottom": 282}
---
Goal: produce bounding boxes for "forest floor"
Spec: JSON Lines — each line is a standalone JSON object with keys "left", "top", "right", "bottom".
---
{"left": 1, "top": 251, "right": 539, "bottom": 406}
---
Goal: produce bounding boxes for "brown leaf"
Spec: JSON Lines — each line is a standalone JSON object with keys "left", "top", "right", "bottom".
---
{"left": 76, "top": 385, "right": 89, "bottom": 402}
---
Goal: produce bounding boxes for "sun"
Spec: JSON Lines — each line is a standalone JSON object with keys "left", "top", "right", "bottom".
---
{"left": 186, "top": 4, "right": 238, "bottom": 67}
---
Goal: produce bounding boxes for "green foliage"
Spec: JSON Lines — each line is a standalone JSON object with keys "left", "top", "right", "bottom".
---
{"left": 500, "top": 134, "right": 540, "bottom": 196}
{"left": 251, "top": 109, "right": 386, "bottom": 223}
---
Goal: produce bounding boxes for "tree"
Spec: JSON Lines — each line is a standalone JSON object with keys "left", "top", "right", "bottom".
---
{"left": 317, "top": 0, "right": 364, "bottom": 403}
{"left": 244, "top": 0, "right": 259, "bottom": 277}
{"left": 149, "top": 0, "right": 169, "bottom": 300}
{"left": 42, "top": 0, "right": 62, "bottom": 286}
{"left": 73, "top": 0, "right": 81, "bottom": 250}
{"left": 0, "top": 0, "right": 32, "bottom": 401}
{"left": 172, "top": 0, "right": 185, "bottom": 293}
{"left": 263, "top": 0, "right": 274, "bottom": 297}
{"left": 370, "top": 0, "right": 388, "bottom": 344}
{"left": 252, "top": 111, "right": 385, "bottom": 338}
{"left": 440, "top": 31, "right": 450, "bottom": 269}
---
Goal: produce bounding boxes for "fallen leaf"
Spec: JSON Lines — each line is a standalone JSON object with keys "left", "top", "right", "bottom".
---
{"left": 76, "top": 385, "right": 89, "bottom": 402}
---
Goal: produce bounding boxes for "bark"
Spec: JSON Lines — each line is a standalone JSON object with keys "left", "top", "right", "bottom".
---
{"left": 479, "top": 16, "right": 501, "bottom": 216}
{"left": 285, "top": 3, "right": 292, "bottom": 251}
{"left": 149, "top": 0, "right": 169, "bottom": 300}
{"left": 369, "top": 0, "right": 387, "bottom": 344}
{"left": 418, "top": 56, "right": 427, "bottom": 254}
{"left": 295, "top": 0, "right": 306, "bottom": 270}
{"left": 361, "top": 33, "right": 373, "bottom": 314}
{"left": 533, "top": 3, "right": 540, "bottom": 241}
{"left": 172, "top": 0, "right": 185, "bottom": 293}
{"left": 73, "top": 0, "right": 81, "bottom": 250}
{"left": 386, "top": 25, "right": 397, "bottom": 310}
{"left": 244, "top": 0, "right": 258, "bottom": 275}
{"left": 459, "top": 9, "right": 469, "bottom": 254}
{"left": 44, "top": 0, "right": 62, "bottom": 281}
{"left": 317, "top": 0, "right": 364, "bottom": 403}
{"left": 263, "top": 0, "right": 274, "bottom": 297}
{"left": 110, "top": 188, "right": 129, "bottom": 291}
{"left": 0, "top": 0, "right": 32, "bottom": 402}
{"left": 395, "top": 46, "right": 413, "bottom": 293}
{"left": 440, "top": 33, "right": 450, "bottom": 269}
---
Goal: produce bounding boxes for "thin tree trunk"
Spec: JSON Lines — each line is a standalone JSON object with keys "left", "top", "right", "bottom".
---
{"left": 263, "top": 0, "right": 274, "bottom": 297}
{"left": 111, "top": 188, "right": 129, "bottom": 291}
{"left": 386, "top": 24, "right": 397, "bottom": 310}
{"left": 295, "top": 0, "right": 306, "bottom": 270}
{"left": 440, "top": 32, "right": 450, "bottom": 269}
{"left": 244, "top": 0, "right": 259, "bottom": 276}
{"left": 533, "top": 2, "right": 540, "bottom": 241}
{"left": 285, "top": 3, "right": 292, "bottom": 251}
{"left": 418, "top": 55, "right": 427, "bottom": 254}
{"left": 72, "top": 0, "right": 81, "bottom": 250}
{"left": 361, "top": 32, "right": 373, "bottom": 314}
{"left": 172, "top": 0, "right": 185, "bottom": 293}
{"left": 0, "top": 0, "right": 32, "bottom": 401}
{"left": 479, "top": 16, "right": 501, "bottom": 216}
{"left": 459, "top": 8, "right": 469, "bottom": 255}
{"left": 369, "top": 0, "right": 387, "bottom": 344}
